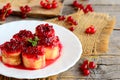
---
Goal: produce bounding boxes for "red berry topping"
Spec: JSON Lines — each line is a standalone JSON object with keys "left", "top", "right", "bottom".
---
{"left": 83, "top": 69, "right": 90, "bottom": 76}
{"left": 13, "top": 30, "right": 34, "bottom": 41}
{"left": 36, "top": 23, "right": 55, "bottom": 38}
{"left": 89, "top": 62, "right": 96, "bottom": 69}
{"left": 38, "top": 36, "right": 60, "bottom": 47}
{"left": 0, "top": 39, "right": 22, "bottom": 53}
{"left": 58, "top": 16, "right": 66, "bottom": 21}
{"left": 85, "top": 25, "right": 96, "bottom": 34}
{"left": 69, "top": 27, "right": 74, "bottom": 31}
{"left": 22, "top": 46, "right": 45, "bottom": 59}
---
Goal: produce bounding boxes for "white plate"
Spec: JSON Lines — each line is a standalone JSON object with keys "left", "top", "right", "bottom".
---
{"left": 0, "top": 20, "right": 82, "bottom": 79}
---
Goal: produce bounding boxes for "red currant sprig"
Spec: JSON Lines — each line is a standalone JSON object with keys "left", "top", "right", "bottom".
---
{"left": 0, "top": 3, "right": 13, "bottom": 21}
{"left": 84, "top": 4, "right": 94, "bottom": 14}
{"left": 67, "top": 16, "right": 78, "bottom": 25}
{"left": 73, "top": 0, "right": 94, "bottom": 14}
{"left": 85, "top": 25, "right": 96, "bottom": 34}
{"left": 80, "top": 60, "right": 97, "bottom": 76}
{"left": 20, "top": 5, "right": 31, "bottom": 18}
{"left": 57, "top": 15, "right": 78, "bottom": 32}
{"left": 40, "top": 0, "right": 58, "bottom": 9}
{"left": 58, "top": 15, "right": 66, "bottom": 21}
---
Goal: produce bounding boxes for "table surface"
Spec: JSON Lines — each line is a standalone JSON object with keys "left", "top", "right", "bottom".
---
{"left": 2, "top": 0, "right": 120, "bottom": 80}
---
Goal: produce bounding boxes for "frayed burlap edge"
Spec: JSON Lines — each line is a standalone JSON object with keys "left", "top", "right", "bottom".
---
{"left": 96, "top": 17, "right": 116, "bottom": 54}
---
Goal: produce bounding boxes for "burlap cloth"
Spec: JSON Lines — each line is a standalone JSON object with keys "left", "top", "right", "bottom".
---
{"left": 0, "top": 10, "right": 115, "bottom": 80}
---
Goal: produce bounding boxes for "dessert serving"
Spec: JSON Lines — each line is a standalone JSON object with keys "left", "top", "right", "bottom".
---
{"left": 0, "top": 23, "right": 62, "bottom": 70}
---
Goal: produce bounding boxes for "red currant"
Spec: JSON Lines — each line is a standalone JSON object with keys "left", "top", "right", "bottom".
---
{"left": 6, "top": 3, "right": 11, "bottom": 8}
{"left": 46, "top": 4, "right": 52, "bottom": 9}
{"left": 7, "top": 9, "right": 12, "bottom": 14}
{"left": 58, "top": 16, "right": 66, "bottom": 21}
{"left": 73, "top": 0, "right": 79, "bottom": 7}
{"left": 72, "top": 20, "right": 78, "bottom": 25}
{"left": 52, "top": 3, "right": 57, "bottom": 8}
{"left": 83, "top": 60, "right": 89, "bottom": 65}
{"left": 40, "top": 0, "right": 58, "bottom": 9}
{"left": 83, "top": 69, "right": 90, "bottom": 76}
{"left": 85, "top": 26, "right": 96, "bottom": 34}
{"left": 89, "top": 62, "right": 96, "bottom": 69}
{"left": 25, "top": 5, "right": 31, "bottom": 12}
{"left": 0, "top": 3, "right": 12, "bottom": 21}
{"left": 67, "top": 16, "right": 74, "bottom": 22}
{"left": 20, "top": 5, "right": 31, "bottom": 18}
{"left": 40, "top": 1, "right": 45, "bottom": 6}
{"left": 69, "top": 27, "right": 74, "bottom": 31}
{"left": 78, "top": 4, "right": 84, "bottom": 9}
{"left": 84, "top": 4, "right": 94, "bottom": 14}
{"left": 80, "top": 63, "right": 88, "bottom": 71}
{"left": 86, "top": 4, "right": 94, "bottom": 12}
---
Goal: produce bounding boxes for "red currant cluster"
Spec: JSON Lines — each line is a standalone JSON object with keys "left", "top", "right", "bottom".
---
{"left": 20, "top": 5, "right": 31, "bottom": 18}
{"left": 0, "top": 3, "right": 12, "bottom": 21}
{"left": 73, "top": 0, "right": 94, "bottom": 14}
{"left": 80, "top": 60, "right": 96, "bottom": 76}
{"left": 58, "top": 16, "right": 78, "bottom": 31}
{"left": 40, "top": 0, "right": 58, "bottom": 9}
{"left": 85, "top": 25, "right": 96, "bottom": 34}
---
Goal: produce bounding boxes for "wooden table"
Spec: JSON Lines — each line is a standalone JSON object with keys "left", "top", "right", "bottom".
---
{"left": 3, "top": 0, "right": 120, "bottom": 80}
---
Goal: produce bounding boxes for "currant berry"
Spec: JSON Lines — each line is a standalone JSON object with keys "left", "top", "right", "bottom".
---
{"left": 52, "top": 2, "right": 57, "bottom": 8}
{"left": 7, "top": 9, "right": 12, "bottom": 14}
{"left": 69, "top": 27, "right": 74, "bottom": 31}
{"left": 46, "top": 4, "right": 52, "bottom": 9}
{"left": 86, "top": 4, "right": 94, "bottom": 12}
{"left": 80, "top": 63, "right": 88, "bottom": 71}
{"left": 89, "top": 62, "right": 96, "bottom": 69}
{"left": 20, "top": 5, "right": 31, "bottom": 18}
{"left": 73, "top": 0, "right": 79, "bottom": 7}
{"left": 83, "top": 60, "right": 89, "bottom": 65}
{"left": 58, "top": 16, "right": 65, "bottom": 21}
{"left": 25, "top": 5, "right": 31, "bottom": 12}
{"left": 72, "top": 20, "right": 78, "bottom": 25}
{"left": 40, "top": 1, "right": 45, "bottom": 6}
{"left": 84, "top": 4, "right": 94, "bottom": 14}
{"left": 6, "top": 3, "right": 11, "bottom": 8}
{"left": 40, "top": 0, "right": 58, "bottom": 9}
{"left": 67, "top": 16, "right": 74, "bottom": 22}
{"left": 0, "top": 3, "right": 12, "bottom": 21}
{"left": 85, "top": 26, "right": 96, "bottom": 34}
{"left": 83, "top": 69, "right": 90, "bottom": 76}
{"left": 77, "top": 4, "right": 84, "bottom": 10}
{"left": 20, "top": 6, "right": 25, "bottom": 12}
